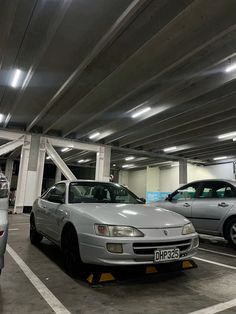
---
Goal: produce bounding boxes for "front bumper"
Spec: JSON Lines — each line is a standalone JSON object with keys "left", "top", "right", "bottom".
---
{"left": 79, "top": 228, "right": 199, "bottom": 266}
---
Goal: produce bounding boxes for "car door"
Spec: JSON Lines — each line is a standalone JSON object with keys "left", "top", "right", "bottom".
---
{"left": 45, "top": 183, "right": 66, "bottom": 242}
{"left": 163, "top": 182, "right": 200, "bottom": 219}
{"left": 36, "top": 187, "right": 57, "bottom": 234}
{"left": 191, "top": 181, "right": 236, "bottom": 234}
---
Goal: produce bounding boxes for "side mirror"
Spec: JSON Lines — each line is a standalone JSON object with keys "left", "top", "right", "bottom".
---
{"left": 48, "top": 195, "right": 64, "bottom": 204}
{"left": 139, "top": 198, "right": 146, "bottom": 204}
{"left": 165, "top": 194, "right": 172, "bottom": 201}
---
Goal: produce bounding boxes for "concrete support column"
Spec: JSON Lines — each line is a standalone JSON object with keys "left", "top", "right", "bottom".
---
{"left": 179, "top": 159, "right": 187, "bottom": 186}
{"left": 55, "top": 168, "right": 62, "bottom": 183}
{"left": 95, "top": 146, "right": 111, "bottom": 182}
{"left": 5, "top": 159, "right": 14, "bottom": 187}
{"left": 14, "top": 135, "right": 46, "bottom": 213}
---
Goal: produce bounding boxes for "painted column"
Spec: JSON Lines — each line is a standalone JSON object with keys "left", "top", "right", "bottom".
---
{"left": 55, "top": 167, "right": 62, "bottom": 183}
{"left": 14, "top": 135, "right": 46, "bottom": 213}
{"left": 179, "top": 159, "right": 187, "bottom": 186}
{"left": 95, "top": 146, "right": 111, "bottom": 181}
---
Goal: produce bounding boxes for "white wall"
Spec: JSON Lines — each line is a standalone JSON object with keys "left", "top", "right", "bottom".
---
{"left": 128, "top": 169, "right": 147, "bottom": 198}
{"left": 118, "top": 162, "right": 236, "bottom": 198}
{"left": 160, "top": 166, "right": 179, "bottom": 193}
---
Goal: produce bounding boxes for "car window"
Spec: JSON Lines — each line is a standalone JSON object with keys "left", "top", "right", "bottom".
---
{"left": 42, "top": 183, "right": 66, "bottom": 203}
{"left": 69, "top": 182, "right": 139, "bottom": 204}
{"left": 172, "top": 183, "right": 199, "bottom": 201}
{"left": 199, "top": 181, "right": 236, "bottom": 199}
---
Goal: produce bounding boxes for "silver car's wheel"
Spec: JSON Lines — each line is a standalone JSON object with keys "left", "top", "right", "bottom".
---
{"left": 30, "top": 214, "right": 43, "bottom": 245}
{"left": 61, "top": 226, "right": 83, "bottom": 277}
{"left": 225, "top": 218, "right": 236, "bottom": 249}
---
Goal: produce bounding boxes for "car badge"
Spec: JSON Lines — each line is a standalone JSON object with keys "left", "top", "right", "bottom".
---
{"left": 163, "top": 229, "right": 168, "bottom": 236}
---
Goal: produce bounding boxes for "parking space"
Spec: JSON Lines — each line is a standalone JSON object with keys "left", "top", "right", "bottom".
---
{"left": 0, "top": 214, "right": 235, "bottom": 314}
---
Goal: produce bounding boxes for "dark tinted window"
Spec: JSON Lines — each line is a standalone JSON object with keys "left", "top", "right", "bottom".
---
{"left": 172, "top": 183, "right": 199, "bottom": 201}
{"left": 199, "top": 181, "right": 236, "bottom": 198}
{"left": 43, "top": 183, "right": 66, "bottom": 203}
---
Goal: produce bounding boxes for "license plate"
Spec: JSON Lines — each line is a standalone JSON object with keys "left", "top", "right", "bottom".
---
{"left": 154, "top": 248, "right": 180, "bottom": 262}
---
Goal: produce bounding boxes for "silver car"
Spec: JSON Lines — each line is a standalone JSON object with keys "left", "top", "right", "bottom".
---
{"left": 156, "top": 179, "right": 236, "bottom": 248}
{"left": 0, "top": 174, "right": 9, "bottom": 275}
{"left": 30, "top": 180, "right": 199, "bottom": 276}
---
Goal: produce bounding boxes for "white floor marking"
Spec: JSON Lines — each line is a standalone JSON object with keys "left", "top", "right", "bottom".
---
{"left": 193, "top": 256, "right": 236, "bottom": 270}
{"left": 199, "top": 248, "right": 236, "bottom": 259}
{"left": 8, "top": 228, "right": 19, "bottom": 231}
{"left": 7, "top": 244, "right": 71, "bottom": 314}
{"left": 188, "top": 298, "right": 236, "bottom": 314}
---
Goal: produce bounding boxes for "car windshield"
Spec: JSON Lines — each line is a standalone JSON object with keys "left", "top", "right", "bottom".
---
{"left": 69, "top": 182, "right": 141, "bottom": 204}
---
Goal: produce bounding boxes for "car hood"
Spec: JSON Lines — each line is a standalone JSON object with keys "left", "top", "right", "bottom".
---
{"left": 69, "top": 203, "right": 189, "bottom": 228}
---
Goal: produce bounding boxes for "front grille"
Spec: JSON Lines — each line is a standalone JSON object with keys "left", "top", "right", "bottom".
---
{"left": 133, "top": 239, "right": 192, "bottom": 255}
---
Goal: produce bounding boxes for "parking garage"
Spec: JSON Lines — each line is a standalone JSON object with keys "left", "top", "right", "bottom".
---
{"left": 1, "top": 0, "right": 236, "bottom": 313}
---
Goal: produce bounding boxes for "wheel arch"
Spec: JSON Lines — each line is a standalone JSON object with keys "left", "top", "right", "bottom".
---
{"left": 223, "top": 215, "right": 236, "bottom": 238}
{"left": 60, "top": 221, "right": 78, "bottom": 249}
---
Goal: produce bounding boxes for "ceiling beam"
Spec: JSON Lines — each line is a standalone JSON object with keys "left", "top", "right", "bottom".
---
{"left": 27, "top": 0, "right": 150, "bottom": 132}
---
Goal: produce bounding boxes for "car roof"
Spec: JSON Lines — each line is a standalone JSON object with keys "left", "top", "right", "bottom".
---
{"left": 56, "top": 179, "right": 114, "bottom": 184}
{"left": 184, "top": 179, "right": 236, "bottom": 187}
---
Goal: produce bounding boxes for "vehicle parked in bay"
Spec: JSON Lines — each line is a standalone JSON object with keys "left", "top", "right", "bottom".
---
{"left": 155, "top": 179, "right": 236, "bottom": 248}
{"left": 0, "top": 174, "right": 9, "bottom": 276}
{"left": 30, "top": 180, "right": 199, "bottom": 276}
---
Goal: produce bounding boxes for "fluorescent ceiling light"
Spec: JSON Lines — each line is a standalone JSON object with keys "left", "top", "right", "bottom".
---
{"left": 125, "top": 156, "right": 134, "bottom": 161}
{"left": 218, "top": 131, "right": 236, "bottom": 139}
{"left": 46, "top": 156, "right": 51, "bottom": 160}
{"left": 225, "top": 63, "right": 236, "bottom": 73}
{"left": 0, "top": 113, "right": 4, "bottom": 123}
{"left": 122, "top": 164, "right": 134, "bottom": 168}
{"left": 132, "top": 107, "right": 151, "bottom": 118}
{"left": 113, "top": 164, "right": 116, "bottom": 167}
{"left": 11, "top": 69, "right": 22, "bottom": 88}
{"left": 233, "top": 138, "right": 236, "bottom": 142}
{"left": 78, "top": 159, "right": 91, "bottom": 163}
{"left": 163, "top": 146, "right": 177, "bottom": 152}
{"left": 89, "top": 132, "right": 100, "bottom": 139}
{"left": 213, "top": 156, "right": 227, "bottom": 161}
{"left": 61, "top": 147, "right": 71, "bottom": 152}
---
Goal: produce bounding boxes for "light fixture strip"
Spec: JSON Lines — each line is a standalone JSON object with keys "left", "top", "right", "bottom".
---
{"left": 218, "top": 131, "right": 236, "bottom": 139}
{"left": 89, "top": 132, "right": 100, "bottom": 139}
{"left": 131, "top": 107, "right": 151, "bottom": 118}
{"left": 11, "top": 69, "right": 22, "bottom": 88}
{"left": 163, "top": 146, "right": 177, "bottom": 152}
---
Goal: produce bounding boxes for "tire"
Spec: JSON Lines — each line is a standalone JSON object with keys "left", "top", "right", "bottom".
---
{"left": 30, "top": 214, "right": 43, "bottom": 245}
{"left": 224, "top": 218, "right": 236, "bottom": 249}
{"left": 61, "top": 227, "right": 83, "bottom": 277}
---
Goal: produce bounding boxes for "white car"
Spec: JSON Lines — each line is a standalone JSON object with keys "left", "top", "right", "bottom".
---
{"left": 0, "top": 174, "right": 9, "bottom": 275}
{"left": 30, "top": 180, "right": 199, "bottom": 276}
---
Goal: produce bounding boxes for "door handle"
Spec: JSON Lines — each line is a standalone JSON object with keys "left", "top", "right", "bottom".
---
{"left": 218, "top": 202, "right": 229, "bottom": 207}
{"left": 183, "top": 203, "right": 191, "bottom": 207}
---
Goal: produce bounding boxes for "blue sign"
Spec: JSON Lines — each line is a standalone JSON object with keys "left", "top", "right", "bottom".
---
{"left": 146, "top": 191, "right": 170, "bottom": 204}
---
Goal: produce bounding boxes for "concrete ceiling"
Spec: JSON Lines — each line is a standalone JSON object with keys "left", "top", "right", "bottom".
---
{"left": 1, "top": 0, "right": 236, "bottom": 169}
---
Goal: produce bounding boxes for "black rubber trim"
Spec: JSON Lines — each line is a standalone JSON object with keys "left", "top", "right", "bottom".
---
{"left": 23, "top": 206, "right": 32, "bottom": 213}
{"left": 187, "top": 217, "right": 220, "bottom": 221}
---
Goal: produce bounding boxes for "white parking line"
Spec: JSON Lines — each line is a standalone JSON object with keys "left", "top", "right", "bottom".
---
{"left": 8, "top": 228, "right": 19, "bottom": 231}
{"left": 193, "top": 256, "right": 236, "bottom": 270}
{"left": 188, "top": 298, "right": 236, "bottom": 314}
{"left": 7, "top": 244, "right": 71, "bottom": 314}
{"left": 199, "top": 248, "right": 236, "bottom": 259}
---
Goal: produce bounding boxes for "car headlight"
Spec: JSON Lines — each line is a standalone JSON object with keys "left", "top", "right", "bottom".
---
{"left": 182, "top": 223, "right": 195, "bottom": 235}
{"left": 94, "top": 224, "right": 144, "bottom": 237}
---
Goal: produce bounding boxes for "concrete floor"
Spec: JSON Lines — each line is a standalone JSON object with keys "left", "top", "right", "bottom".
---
{"left": 1, "top": 214, "right": 236, "bottom": 314}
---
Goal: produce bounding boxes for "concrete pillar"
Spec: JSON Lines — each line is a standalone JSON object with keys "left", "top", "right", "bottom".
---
{"left": 55, "top": 168, "right": 62, "bottom": 183}
{"left": 5, "top": 159, "right": 14, "bottom": 187}
{"left": 95, "top": 146, "right": 111, "bottom": 182}
{"left": 14, "top": 135, "right": 46, "bottom": 213}
{"left": 179, "top": 159, "right": 187, "bottom": 186}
